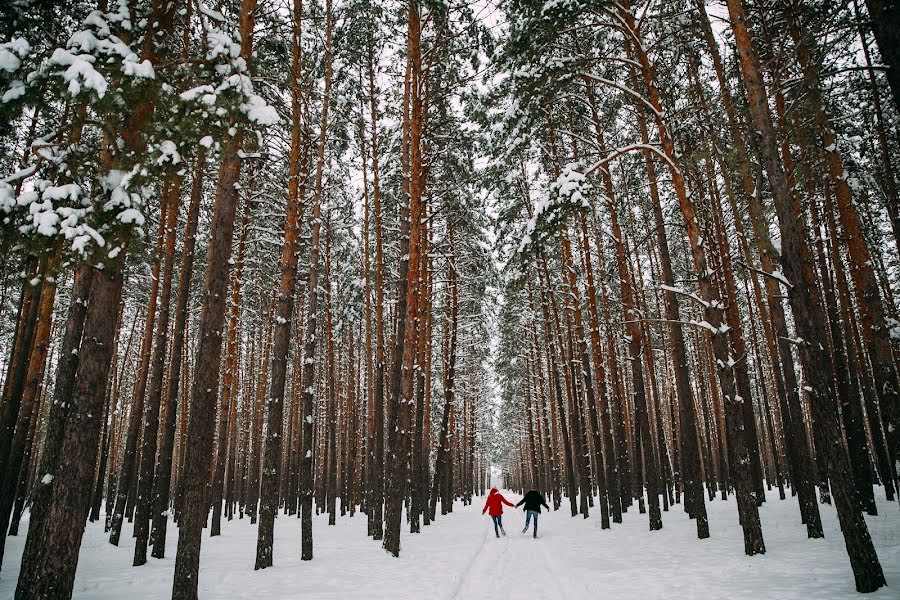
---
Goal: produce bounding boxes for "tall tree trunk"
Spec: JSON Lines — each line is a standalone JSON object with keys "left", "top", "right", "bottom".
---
{"left": 0, "top": 255, "right": 57, "bottom": 567}
{"left": 358, "top": 63, "right": 375, "bottom": 532}
{"left": 15, "top": 255, "right": 125, "bottom": 599}
{"left": 619, "top": 1, "right": 763, "bottom": 552}
{"left": 255, "top": 0, "right": 306, "bottom": 567}
{"left": 172, "top": 140, "right": 245, "bottom": 599}
{"left": 811, "top": 183, "right": 876, "bottom": 514}
{"left": 786, "top": 5, "right": 900, "bottom": 501}
{"left": 726, "top": 0, "right": 886, "bottom": 590}
{"left": 607, "top": 189, "right": 661, "bottom": 530}
{"left": 324, "top": 218, "right": 338, "bottom": 526}
{"left": 172, "top": 4, "right": 255, "bottom": 595}
{"left": 134, "top": 178, "right": 182, "bottom": 565}
{"left": 212, "top": 176, "right": 252, "bottom": 536}
{"left": 695, "top": 0, "right": 822, "bottom": 533}
{"left": 431, "top": 239, "right": 457, "bottom": 519}
{"left": 246, "top": 308, "right": 273, "bottom": 523}
{"left": 92, "top": 306, "right": 120, "bottom": 525}
{"left": 366, "top": 28, "right": 387, "bottom": 542}
{"left": 537, "top": 280, "right": 577, "bottom": 516}
{"left": 15, "top": 264, "right": 93, "bottom": 586}
{"left": 383, "top": 0, "right": 424, "bottom": 557}
{"left": 410, "top": 215, "right": 429, "bottom": 533}
{"left": 109, "top": 196, "right": 168, "bottom": 546}
{"left": 150, "top": 148, "right": 206, "bottom": 559}
{"left": 298, "top": 0, "right": 333, "bottom": 561}
{"left": 577, "top": 210, "right": 619, "bottom": 525}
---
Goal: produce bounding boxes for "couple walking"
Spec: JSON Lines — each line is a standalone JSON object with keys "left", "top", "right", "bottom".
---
{"left": 481, "top": 488, "right": 549, "bottom": 539}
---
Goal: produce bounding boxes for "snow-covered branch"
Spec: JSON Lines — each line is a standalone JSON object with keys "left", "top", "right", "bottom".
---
{"left": 584, "top": 143, "right": 680, "bottom": 179}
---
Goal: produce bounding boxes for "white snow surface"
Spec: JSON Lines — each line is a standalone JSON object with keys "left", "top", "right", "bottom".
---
{"left": 1, "top": 488, "right": 897, "bottom": 599}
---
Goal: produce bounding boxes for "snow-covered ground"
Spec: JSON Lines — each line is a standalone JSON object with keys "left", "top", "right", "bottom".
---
{"left": 1, "top": 488, "right": 898, "bottom": 599}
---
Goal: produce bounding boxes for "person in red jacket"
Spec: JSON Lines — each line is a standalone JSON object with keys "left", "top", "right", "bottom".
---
{"left": 482, "top": 488, "right": 515, "bottom": 538}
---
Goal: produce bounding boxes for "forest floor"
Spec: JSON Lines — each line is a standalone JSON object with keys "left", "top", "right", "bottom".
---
{"left": 1, "top": 488, "right": 898, "bottom": 599}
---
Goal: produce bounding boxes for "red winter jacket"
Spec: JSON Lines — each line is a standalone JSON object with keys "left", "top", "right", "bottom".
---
{"left": 482, "top": 488, "right": 514, "bottom": 516}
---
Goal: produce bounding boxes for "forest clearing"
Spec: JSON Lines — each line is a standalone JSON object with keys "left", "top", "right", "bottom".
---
{"left": 0, "top": 0, "right": 899, "bottom": 598}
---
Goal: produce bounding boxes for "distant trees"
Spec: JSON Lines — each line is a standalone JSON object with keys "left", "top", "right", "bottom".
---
{"left": 495, "top": 0, "right": 895, "bottom": 593}
{"left": 0, "top": 0, "right": 495, "bottom": 594}
{"left": 0, "top": 0, "right": 894, "bottom": 597}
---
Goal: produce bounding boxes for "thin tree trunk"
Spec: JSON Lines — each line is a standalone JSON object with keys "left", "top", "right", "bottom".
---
{"left": 150, "top": 148, "right": 206, "bottom": 558}
{"left": 431, "top": 239, "right": 457, "bottom": 519}
{"left": 298, "top": 0, "right": 333, "bottom": 561}
{"left": 255, "top": 0, "right": 306, "bottom": 566}
{"left": 366, "top": 27, "right": 387, "bottom": 542}
{"left": 109, "top": 195, "right": 168, "bottom": 546}
{"left": 134, "top": 178, "right": 182, "bottom": 565}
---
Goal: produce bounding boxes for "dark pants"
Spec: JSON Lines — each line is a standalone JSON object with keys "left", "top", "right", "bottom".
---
{"left": 491, "top": 515, "right": 504, "bottom": 537}
{"left": 524, "top": 510, "right": 539, "bottom": 537}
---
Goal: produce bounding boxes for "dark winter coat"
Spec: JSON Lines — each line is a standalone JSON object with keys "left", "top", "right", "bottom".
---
{"left": 482, "top": 488, "right": 515, "bottom": 516}
{"left": 516, "top": 490, "right": 550, "bottom": 513}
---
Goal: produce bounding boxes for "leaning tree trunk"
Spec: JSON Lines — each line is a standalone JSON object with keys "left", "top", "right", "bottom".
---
{"left": 786, "top": 6, "right": 900, "bottom": 499}
{"left": 726, "top": 0, "right": 886, "bottom": 590}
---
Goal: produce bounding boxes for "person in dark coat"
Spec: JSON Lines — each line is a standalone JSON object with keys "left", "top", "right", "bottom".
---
{"left": 516, "top": 490, "right": 550, "bottom": 538}
{"left": 482, "top": 488, "right": 515, "bottom": 538}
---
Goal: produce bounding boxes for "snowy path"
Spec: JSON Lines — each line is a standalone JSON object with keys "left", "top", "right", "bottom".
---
{"left": 1, "top": 489, "right": 898, "bottom": 599}
{"left": 448, "top": 524, "right": 574, "bottom": 600}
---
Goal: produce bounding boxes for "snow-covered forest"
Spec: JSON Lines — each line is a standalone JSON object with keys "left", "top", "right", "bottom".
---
{"left": 0, "top": 0, "right": 898, "bottom": 597}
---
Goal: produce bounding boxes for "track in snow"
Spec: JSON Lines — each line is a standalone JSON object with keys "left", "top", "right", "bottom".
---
{"left": 448, "top": 523, "right": 576, "bottom": 600}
